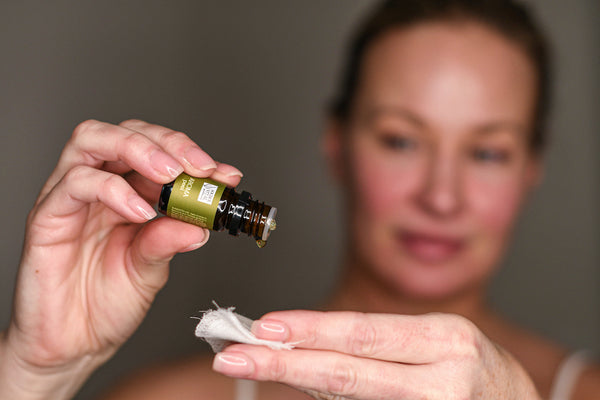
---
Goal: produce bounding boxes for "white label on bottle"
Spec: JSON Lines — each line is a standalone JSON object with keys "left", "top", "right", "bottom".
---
{"left": 198, "top": 182, "right": 218, "bottom": 205}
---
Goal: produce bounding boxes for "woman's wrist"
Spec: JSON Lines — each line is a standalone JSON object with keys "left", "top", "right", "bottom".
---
{"left": 0, "top": 330, "right": 102, "bottom": 400}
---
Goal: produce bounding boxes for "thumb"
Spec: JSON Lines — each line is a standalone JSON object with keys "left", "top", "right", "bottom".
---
{"left": 127, "top": 217, "right": 209, "bottom": 294}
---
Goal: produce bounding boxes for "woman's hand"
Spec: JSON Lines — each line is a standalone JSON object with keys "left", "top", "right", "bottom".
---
{"left": 213, "top": 311, "right": 541, "bottom": 400}
{"left": 0, "top": 119, "right": 242, "bottom": 400}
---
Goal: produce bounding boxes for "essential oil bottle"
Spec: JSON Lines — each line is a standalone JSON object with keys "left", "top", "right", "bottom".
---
{"left": 158, "top": 173, "right": 277, "bottom": 247}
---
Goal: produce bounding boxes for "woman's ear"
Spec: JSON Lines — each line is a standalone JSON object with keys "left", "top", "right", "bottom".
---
{"left": 526, "top": 154, "right": 544, "bottom": 190}
{"left": 523, "top": 155, "right": 544, "bottom": 204}
{"left": 321, "top": 117, "right": 346, "bottom": 183}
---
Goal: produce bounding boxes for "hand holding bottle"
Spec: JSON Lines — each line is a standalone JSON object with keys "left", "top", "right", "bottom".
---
{"left": 0, "top": 119, "right": 242, "bottom": 400}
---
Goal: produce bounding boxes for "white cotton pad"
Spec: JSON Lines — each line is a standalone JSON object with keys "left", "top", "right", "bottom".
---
{"left": 194, "top": 304, "right": 294, "bottom": 353}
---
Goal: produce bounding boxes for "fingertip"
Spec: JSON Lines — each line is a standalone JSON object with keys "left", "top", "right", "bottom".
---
{"left": 226, "top": 169, "right": 244, "bottom": 178}
{"left": 180, "top": 229, "right": 210, "bottom": 252}
{"left": 127, "top": 195, "right": 157, "bottom": 222}
{"left": 131, "top": 218, "right": 208, "bottom": 267}
{"left": 183, "top": 146, "right": 218, "bottom": 176}
{"left": 215, "top": 162, "right": 243, "bottom": 178}
{"left": 213, "top": 352, "right": 254, "bottom": 377}
{"left": 211, "top": 166, "right": 243, "bottom": 187}
{"left": 149, "top": 149, "right": 184, "bottom": 182}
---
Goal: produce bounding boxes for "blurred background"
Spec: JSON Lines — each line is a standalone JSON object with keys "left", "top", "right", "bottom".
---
{"left": 0, "top": 1, "right": 597, "bottom": 398}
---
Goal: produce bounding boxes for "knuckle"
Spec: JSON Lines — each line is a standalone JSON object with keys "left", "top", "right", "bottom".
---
{"left": 119, "top": 118, "right": 144, "bottom": 127}
{"left": 121, "top": 130, "right": 148, "bottom": 151}
{"left": 266, "top": 353, "right": 287, "bottom": 382}
{"left": 325, "top": 362, "right": 358, "bottom": 396}
{"left": 101, "top": 173, "right": 126, "bottom": 197}
{"left": 63, "top": 164, "right": 91, "bottom": 184}
{"left": 348, "top": 314, "right": 378, "bottom": 357}
{"left": 71, "top": 119, "right": 100, "bottom": 140}
{"left": 304, "top": 318, "right": 321, "bottom": 348}
{"left": 444, "top": 314, "right": 483, "bottom": 361}
{"left": 159, "top": 130, "right": 188, "bottom": 147}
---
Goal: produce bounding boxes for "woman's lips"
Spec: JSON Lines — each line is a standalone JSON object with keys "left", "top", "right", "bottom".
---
{"left": 399, "top": 231, "right": 464, "bottom": 264}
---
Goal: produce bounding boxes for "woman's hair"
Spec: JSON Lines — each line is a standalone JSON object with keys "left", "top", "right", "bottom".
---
{"left": 330, "top": 0, "right": 551, "bottom": 154}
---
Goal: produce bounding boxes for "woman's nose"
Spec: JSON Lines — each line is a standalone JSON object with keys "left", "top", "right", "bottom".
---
{"left": 418, "top": 151, "right": 463, "bottom": 217}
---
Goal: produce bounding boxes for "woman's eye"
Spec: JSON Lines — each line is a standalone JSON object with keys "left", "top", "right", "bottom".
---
{"left": 471, "top": 148, "right": 510, "bottom": 163}
{"left": 378, "top": 134, "right": 418, "bottom": 151}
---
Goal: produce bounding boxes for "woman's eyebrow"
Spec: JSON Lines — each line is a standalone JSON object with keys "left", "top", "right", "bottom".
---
{"left": 475, "top": 121, "right": 528, "bottom": 137}
{"left": 365, "top": 107, "right": 528, "bottom": 139}
{"left": 365, "top": 106, "right": 426, "bottom": 128}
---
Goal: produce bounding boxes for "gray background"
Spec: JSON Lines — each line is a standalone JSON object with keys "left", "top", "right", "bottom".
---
{"left": 0, "top": 1, "right": 597, "bottom": 399}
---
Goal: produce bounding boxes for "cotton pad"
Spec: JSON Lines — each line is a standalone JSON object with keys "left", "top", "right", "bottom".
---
{"left": 194, "top": 303, "right": 294, "bottom": 353}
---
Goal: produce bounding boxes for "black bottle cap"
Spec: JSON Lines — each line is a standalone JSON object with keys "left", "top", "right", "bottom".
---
{"left": 228, "top": 190, "right": 252, "bottom": 236}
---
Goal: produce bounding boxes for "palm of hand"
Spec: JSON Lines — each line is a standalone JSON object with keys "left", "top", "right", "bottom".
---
{"left": 12, "top": 199, "right": 158, "bottom": 369}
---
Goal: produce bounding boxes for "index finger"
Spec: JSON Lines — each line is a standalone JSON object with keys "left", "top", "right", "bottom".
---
{"left": 119, "top": 119, "right": 243, "bottom": 188}
{"left": 39, "top": 120, "right": 184, "bottom": 202}
{"left": 252, "top": 310, "right": 476, "bottom": 364}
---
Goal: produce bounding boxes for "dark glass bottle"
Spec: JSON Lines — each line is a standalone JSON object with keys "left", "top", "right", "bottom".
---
{"left": 158, "top": 173, "right": 277, "bottom": 247}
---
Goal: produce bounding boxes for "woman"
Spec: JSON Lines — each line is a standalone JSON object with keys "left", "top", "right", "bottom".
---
{"left": 0, "top": 1, "right": 598, "bottom": 399}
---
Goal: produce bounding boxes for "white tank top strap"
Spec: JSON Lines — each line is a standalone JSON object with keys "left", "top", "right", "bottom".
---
{"left": 235, "top": 379, "right": 258, "bottom": 400}
{"left": 548, "top": 350, "right": 593, "bottom": 400}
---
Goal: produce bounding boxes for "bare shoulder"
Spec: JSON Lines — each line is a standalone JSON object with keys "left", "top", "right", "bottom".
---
{"left": 97, "top": 354, "right": 233, "bottom": 400}
{"left": 483, "top": 314, "right": 600, "bottom": 399}
{"left": 482, "top": 314, "right": 568, "bottom": 397}
{"left": 572, "top": 360, "right": 600, "bottom": 400}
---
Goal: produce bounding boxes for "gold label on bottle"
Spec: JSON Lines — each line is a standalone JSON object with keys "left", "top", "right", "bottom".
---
{"left": 166, "top": 173, "right": 225, "bottom": 230}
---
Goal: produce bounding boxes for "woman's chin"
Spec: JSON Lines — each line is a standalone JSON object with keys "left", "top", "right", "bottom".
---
{"left": 373, "top": 256, "right": 481, "bottom": 302}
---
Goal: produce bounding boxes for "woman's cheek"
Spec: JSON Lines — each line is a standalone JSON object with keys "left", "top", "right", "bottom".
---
{"left": 350, "top": 147, "right": 422, "bottom": 216}
{"left": 468, "top": 175, "right": 527, "bottom": 235}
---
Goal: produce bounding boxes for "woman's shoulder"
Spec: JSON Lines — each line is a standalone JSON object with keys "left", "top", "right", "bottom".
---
{"left": 484, "top": 314, "right": 599, "bottom": 399}
{"left": 97, "top": 354, "right": 234, "bottom": 400}
{"left": 557, "top": 351, "right": 600, "bottom": 400}
{"left": 575, "top": 362, "right": 600, "bottom": 400}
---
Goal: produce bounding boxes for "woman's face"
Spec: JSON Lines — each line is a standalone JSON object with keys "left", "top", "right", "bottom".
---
{"left": 330, "top": 22, "right": 541, "bottom": 299}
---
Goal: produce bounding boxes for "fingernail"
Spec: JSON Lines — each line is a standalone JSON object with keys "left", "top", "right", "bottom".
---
{"left": 252, "top": 319, "right": 288, "bottom": 341}
{"left": 213, "top": 353, "right": 253, "bottom": 377}
{"left": 181, "top": 232, "right": 210, "bottom": 252}
{"left": 128, "top": 196, "right": 157, "bottom": 220}
{"left": 181, "top": 241, "right": 205, "bottom": 252}
{"left": 218, "top": 164, "right": 244, "bottom": 178}
{"left": 150, "top": 150, "right": 183, "bottom": 179}
{"left": 184, "top": 147, "right": 217, "bottom": 172}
